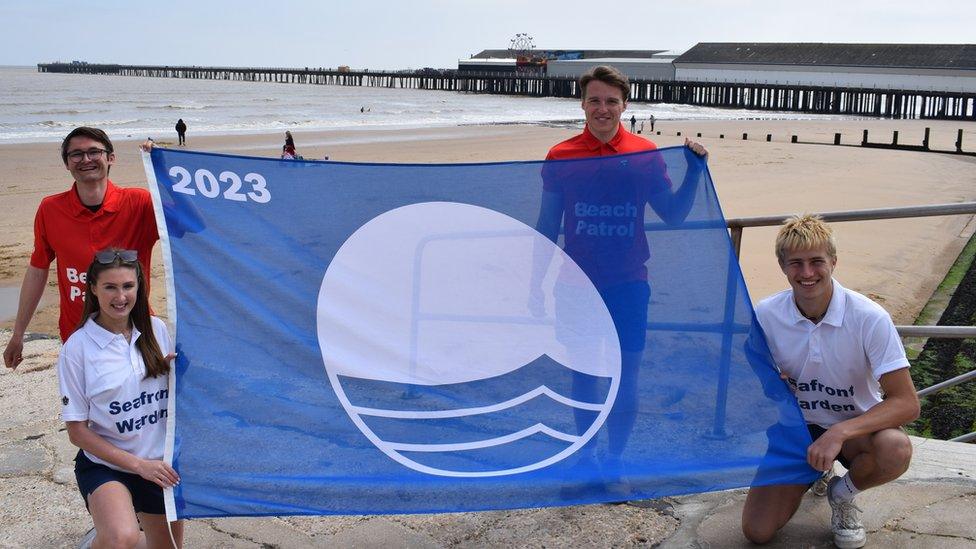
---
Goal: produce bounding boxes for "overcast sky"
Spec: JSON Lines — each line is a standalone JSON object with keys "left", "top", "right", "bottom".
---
{"left": 2, "top": 1, "right": 973, "bottom": 70}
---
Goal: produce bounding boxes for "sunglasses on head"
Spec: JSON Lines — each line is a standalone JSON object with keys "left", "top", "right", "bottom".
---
{"left": 95, "top": 249, "right": 138, "bottom": 264}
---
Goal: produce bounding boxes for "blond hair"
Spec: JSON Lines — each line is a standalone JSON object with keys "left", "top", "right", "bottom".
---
{"left": 775, "top": 214, "right": 837, "bottom": 265}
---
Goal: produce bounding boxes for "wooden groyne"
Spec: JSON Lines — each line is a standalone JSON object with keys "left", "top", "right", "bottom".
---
{"left": 37, "top": 63, "right": 976, "bottom": 121}
{"left": 647, "top": 127, "right": 974, "bottom": 157}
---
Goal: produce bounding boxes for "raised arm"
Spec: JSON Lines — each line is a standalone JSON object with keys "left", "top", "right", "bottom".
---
{"left": 647, "top": 139, "right": 708, "bottom": 226}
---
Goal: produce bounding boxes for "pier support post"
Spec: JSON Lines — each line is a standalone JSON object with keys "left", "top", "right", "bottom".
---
{"left": 862, "top": 129, "right": 869, "bottom": 146}
{"left": 958, "top": 129, "right": 964, "bottom": 153}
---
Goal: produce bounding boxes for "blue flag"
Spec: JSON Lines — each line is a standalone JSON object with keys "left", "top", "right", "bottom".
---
{"left": 144, "top": 146, "right": 817, "bottom": 520}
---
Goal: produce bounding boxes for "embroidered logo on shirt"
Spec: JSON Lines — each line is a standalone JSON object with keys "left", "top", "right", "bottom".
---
{"left": 62, "top": 396, "right": 69, "bottom": 406}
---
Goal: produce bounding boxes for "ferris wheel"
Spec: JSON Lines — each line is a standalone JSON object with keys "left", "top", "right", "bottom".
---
{"left": 508, "top": 33, "right": 536, "bottom": 59}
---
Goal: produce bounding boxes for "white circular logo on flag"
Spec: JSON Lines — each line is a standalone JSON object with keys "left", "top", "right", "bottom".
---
{"left": 317, "top": 202, "right": 621, "bottom": 477}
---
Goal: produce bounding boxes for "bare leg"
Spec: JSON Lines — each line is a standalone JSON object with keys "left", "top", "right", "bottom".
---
{"left": 607, "top": 350, "right": 642, "bottom": 457}
{"left": 569, "top": 339, "right": 604, "bottom": 447}
{"left": 841, "top": 428, "right": 913, "bottom": 490}
{"left": 741, "top": 483, "right": 808, "bottom": 544}
{"left": 139, "top": 513, "right": 184, "bottom": 549}
{"left": 87, "top": 482, "right": 143, "bottom": 549}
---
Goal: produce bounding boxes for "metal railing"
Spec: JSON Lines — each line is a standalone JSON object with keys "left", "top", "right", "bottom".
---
{"left": 725, "top": 201, "right": 976, "bottom": 443}
{"left": 726, "top": 202, "right": 976, "bottom": 260}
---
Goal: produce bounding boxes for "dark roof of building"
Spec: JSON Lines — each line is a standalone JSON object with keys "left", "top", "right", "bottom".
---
{"left": 674, "top": 43, "right": 976, "bottom": 70}
{"left": 472, "top": 49, "right": 666, "bottom": 60}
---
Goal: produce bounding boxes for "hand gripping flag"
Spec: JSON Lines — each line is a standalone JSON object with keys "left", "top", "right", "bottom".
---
{"left": 144, "top": 146, "right": 817, "bottom": 520}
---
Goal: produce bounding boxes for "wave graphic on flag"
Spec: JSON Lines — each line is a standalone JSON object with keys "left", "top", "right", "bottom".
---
{"left": 145, "top": 146, "right": 818, "bottom": 520}
{"left": 337, "top": 356, "right": 612, "bottom": 476}
{"left": 319, "top": 202, "right": 620, "bottom": 476}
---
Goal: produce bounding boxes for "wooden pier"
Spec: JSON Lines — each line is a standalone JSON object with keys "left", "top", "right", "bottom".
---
{"left": 37, "top": 63, "right": 976, "bottom": 121}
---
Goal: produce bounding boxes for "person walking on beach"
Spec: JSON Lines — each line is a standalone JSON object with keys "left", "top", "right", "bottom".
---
{"left": 57, "top": 249, "right": 183, "bottom": 548}
{"left": 175, "top": 119, "right": 187, "bottom": 146}
{"left": 629, "top": 114, "right": 637, "bottom": 133}
{"left": 649, "top": 114, "right": 655, "bottom": 132}
{"left": 3, "top": 127, "right": 159, "bottom": 370}
{"left": 741, "top": 215, "right": 919, "bottom": 548}
{"left": 282, "top": 130, "right": 297, "bottom": 159}
{"left": 530, "top": 65, "right": 708, "bottom": 498}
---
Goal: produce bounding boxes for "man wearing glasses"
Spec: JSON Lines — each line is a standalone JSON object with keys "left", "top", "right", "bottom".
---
{"left": 3, "top": 127, "right": 159, "bottom": 369}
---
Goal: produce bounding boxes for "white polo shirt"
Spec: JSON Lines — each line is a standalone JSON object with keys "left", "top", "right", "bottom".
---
{"left": 755, "top": 279, "right": 909, "bottom": 428}
{"left": 57, "top": 315, "right": 172, "bottom": 472}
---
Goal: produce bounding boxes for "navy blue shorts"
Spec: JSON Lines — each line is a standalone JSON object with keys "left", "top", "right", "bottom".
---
{"left": 751, "top": 422, "right": 852, "bottom": 487}
{"left": 807, "top": 424, "right": 852, "bottom": 470}
{"left": 601, "top": 281, "right": 650, "bottom": 353}
{"left": 74, "top": 450, "right": 166, "bottom": 515}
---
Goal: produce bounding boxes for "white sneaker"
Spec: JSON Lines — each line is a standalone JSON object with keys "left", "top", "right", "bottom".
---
{"left": 827, "top": 477, "right": 866, "bottom": 549}
{"left": 77, "top": 527, "right": 96, "bottom": 549}
{"left": 812, "top": 466, "right": 835, "bottom": 497}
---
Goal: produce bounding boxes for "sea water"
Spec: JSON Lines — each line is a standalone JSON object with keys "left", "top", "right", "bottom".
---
{"left": 0, "top": 66, "right": 851, "bottom": 144}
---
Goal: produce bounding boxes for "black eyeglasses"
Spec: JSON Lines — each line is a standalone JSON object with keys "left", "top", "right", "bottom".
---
{"left": 95, "top": 249, "right": 138, "bottom": 264}
{"left": 66, "top": 148, "right": 109, "bottom": 162}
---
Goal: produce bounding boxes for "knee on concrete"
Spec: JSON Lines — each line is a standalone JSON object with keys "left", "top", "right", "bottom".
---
{"left": 742, "top": 520, "right": 778, "bottom": 545}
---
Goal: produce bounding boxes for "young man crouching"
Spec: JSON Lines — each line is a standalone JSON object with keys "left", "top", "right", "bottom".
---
{"left": 742, "top": 214, "right": 919, "bottom": 548}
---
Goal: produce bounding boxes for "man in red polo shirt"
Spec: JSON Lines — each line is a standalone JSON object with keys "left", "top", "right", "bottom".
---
{"left": 531, "top": 65, "right": 708, "bottom": 496}
{"left": 546, "top": 66, "right": 707, "bottom": 160}
{"left": 4, "top": 127, "right": 158, "bottom": 369}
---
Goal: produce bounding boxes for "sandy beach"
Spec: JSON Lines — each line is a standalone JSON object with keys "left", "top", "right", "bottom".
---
{"left": 3, "top": 118, "right": 975, "bottom": 332}
{"left": 2, "top": 117, "right": 976, "bottom": 546}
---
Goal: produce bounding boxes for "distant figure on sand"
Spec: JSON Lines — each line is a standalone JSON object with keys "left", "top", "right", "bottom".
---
{"left": 630, "top": 114, "right": 637, "bottom": 133}
{"left": 282, "top": 131, "right": 297, "bottom": 159}
{"left": 175, "top": 119, "right": 187, "bottom": 146}
{"left": 57, "top": 249, "right": 184, "bottom": 548}
{"left": 649, "top": 114, "right": 655, "bottom": 132}
{"left": 3, "top": 127, "right": 159, "bottom": 370}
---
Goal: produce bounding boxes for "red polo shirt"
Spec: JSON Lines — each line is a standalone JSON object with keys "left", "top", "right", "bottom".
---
{"left": 546, "top": 123, "right": 657, "bottom": 160}
{"left": 542, "top": 124, "right": 671, "bottom": 288}
{"left": 30, "top": 180, "right": 159, "bottom": 340}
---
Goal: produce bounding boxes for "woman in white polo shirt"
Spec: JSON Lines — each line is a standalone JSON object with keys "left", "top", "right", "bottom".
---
{"left": 57, "top": 249, "right": 183, "bottom": 548}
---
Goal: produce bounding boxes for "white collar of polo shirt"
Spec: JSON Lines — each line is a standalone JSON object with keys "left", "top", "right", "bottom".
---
{"left": 82, "top": 314, "right": 143, "bottom": 349}
{"left": 788, "top": 278, "right": 846, "bottom": 327}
